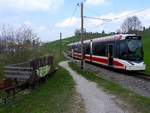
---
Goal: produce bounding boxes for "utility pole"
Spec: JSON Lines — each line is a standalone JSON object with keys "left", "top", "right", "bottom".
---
{"left": 60, "top": 32, "right": 62, "bottom": 56}
{"left": 81, "top": 2, "right": 84, "bottom": 69}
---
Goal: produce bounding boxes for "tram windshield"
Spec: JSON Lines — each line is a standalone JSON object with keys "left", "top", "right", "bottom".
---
{"left": 119, "top": 37, "right": 143, "bottom": 61}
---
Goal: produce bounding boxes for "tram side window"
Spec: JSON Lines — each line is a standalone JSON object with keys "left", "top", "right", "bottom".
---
{"left": 74, "top": 45, "right": 78, "bottom": 52}
{"left": 85, "top": 43, "right": 90, "bottom": 54}
{"left": 93, "top": 43, "right": 107, "bottom": 56}
{"left": 119, "top": 41, "right": 128, "bottom": 59}
{"left": 77, "top": 44, "right": 81, "bottom": 53}
{"left": 115, "top": 41, "right": 120, "bottom": 58}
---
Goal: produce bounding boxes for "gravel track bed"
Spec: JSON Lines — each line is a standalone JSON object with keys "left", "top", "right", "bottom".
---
{"left": 65, "top": 54, "right": 150, "bottom": 97}
{"left": 81, "top": 61, "right": 150, "bottom": 97}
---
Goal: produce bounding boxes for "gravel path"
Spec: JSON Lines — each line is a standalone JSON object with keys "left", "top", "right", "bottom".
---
{"left": 59, "top": 61, "right": 128, "bottom": 113}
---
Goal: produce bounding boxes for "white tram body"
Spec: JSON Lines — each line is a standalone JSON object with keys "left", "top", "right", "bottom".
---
{"left": 67, "top": 34, "right": 146, "bottom": 71}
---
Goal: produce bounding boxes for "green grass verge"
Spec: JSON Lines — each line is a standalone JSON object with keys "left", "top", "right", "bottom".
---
{"left": 69, "top": 62, "right": 150, "bottom": 113}
{"left": 0, "top": 48, "right": 46, "bottom": 79}
{"left": 142, "top": 30, "right": 150, "bottom": 74}
{"left": 0, "top": 67, "right": 84, "bottom": 113}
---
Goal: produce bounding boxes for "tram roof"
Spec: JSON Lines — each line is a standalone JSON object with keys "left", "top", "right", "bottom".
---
{"left": 68, "top": 34, "right": 136, "bottom": 46}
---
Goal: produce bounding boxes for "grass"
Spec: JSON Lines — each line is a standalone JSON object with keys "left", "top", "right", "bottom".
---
{"left": 41, "top": 34, "right": 108, "bottom": 65}
{"left": 69, "top": 62, "right": 150, "bottom": 113}
{"left": 0, "top": 31, "right": 149, "bottom": 113}
{"left": 0, "top": 67, "right": 84, "bottom": 113}
{"left": 0, "top": 48, "right": 45, "bottom": 79}
{"left": 0, "top": 37, "right": 86, "bottom": 113}
{"left": 44, "top": 31, "right": 150, "bottom": 75}
{"left": 142, "top": 29, "right": 150, "bottom": 74}
{"left": 0, "top": 31, "right": 149, "bottom": 78}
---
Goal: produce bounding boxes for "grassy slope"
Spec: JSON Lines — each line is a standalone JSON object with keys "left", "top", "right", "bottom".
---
{"left": 0, "top": 36, "right": 88, "bottom": 112}
{"left": 0, "top": 67, "right": 84, "bottom": 113}
{"left": 0, "top": 31, "right": 149, "bottom": 112}
{"left": 45, "top": 31, "right": 150, "bottom": 74}
{"left": 69, "top": 62, "right": 150, "bottom": 113}
{"left": 141, "top": 29, "right": 150, "bottom": 74}
{"left": 0, "top": 31, "right": 149, "bottom": 79}
{"left": 0, "top": 49, "right": 45, "bottom": 79}
{"left": 41, "top": 34, "right": 107, "bottom": 65}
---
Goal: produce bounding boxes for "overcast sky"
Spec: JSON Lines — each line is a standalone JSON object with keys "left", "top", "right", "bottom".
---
{"left": 0, "top": 0, "right": 150, "bottom": 42}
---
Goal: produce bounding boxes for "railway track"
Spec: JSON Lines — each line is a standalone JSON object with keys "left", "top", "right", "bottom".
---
{"left": 84, "top": 62, "right": 150, "bottom": 82}
{"left": 128, "top": 72, "right": 150, "bottom": 81}
{"left": 65, "top": 54, "right": 150, "bottom": 82}
{"left": 86, "top": 62, "right": 150, "bottom": 82}
{"left": 81, "top": 62, "right": 150, "bottom": 97}
{"left": 65, "top": 54, "right": 150, "bottom": 97}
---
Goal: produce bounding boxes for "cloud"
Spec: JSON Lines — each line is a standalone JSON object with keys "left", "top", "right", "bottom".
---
{"left": 55, "top": 17, "right": 80, "bottom": 28}
{"left": 23, "top": 21, "right": 32, "bottom": 26}
{"left": 85, "top": 0, "right": 107, "bottom": 6}
{"left": 0, "top": 0, "right": 64, "bottom": 12}
{"left": 39, "top": 26, "right": 47, "bottom": 31}
{"left": 55, "top": 10, "right": 135, "bottom": 29}
{"left": 56, "top": 8, "right": 150, "bottom": 32}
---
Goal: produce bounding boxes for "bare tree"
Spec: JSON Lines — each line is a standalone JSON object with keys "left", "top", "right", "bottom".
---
{"left": 0, "top": 25, "right": 40, "bottom": 54}
{"left": 75, "top": 29, "right": 81, "bottom": 36}
{"left": 116, "top": 29, "right": 122, "bottom": 34}
{"left": 102, "top": 30, "right": 105, "bottom": 34}
{"left": 121, "top": 16, "right": 143, "bottom": 34}
{"left": 74, "top": 28, "right": 86, "bottom": 36}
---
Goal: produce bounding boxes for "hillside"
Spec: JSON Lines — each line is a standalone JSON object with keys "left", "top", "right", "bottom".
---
{"left": 41, "top": 34, "right": 108, "bottom": 64}
{"left": 0, "top": 31, "right": 149, "bottom": 79}
{"left": 44, "top": 31, "right": 150, "bottom": 74}
{"left": 141, "top": 29, "right": 150, "bottom": 74}
{"left": 0, "top": 32, "right": 149, "bottom": 113}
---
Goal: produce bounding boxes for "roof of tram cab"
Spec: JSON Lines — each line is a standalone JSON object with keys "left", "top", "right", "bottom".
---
{"left": 68, "top": 34, "right": 141, "bottom": 46}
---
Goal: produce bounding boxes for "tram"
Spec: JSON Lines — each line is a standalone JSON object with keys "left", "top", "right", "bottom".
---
{"left": 67, "top": 34, "right": 146, "bottom": 71}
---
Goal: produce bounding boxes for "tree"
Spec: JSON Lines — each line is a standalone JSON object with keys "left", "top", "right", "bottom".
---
{"left": 116, "top": 29, "right": 121, "bottom": 34}
{"left": 0, "top": 25, "right": 40, "bottom": 54}
{"left": 75, "top": 29, "right": 81, "bottom": 36}
{"left": 102, "top": 30, "right": 105, "bottom": 34}
{"left": 143, "top": 26, "right": 146, "bottom": 31}
{"left": 121, "top": 16, "right": 143, "bottom": 34}
{"left": 74, "top": 28, "right": 86, "bottom": 36}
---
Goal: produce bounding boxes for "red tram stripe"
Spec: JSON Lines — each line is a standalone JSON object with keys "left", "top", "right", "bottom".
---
{"left": 113, "top": 60, "right": 124, "bottom": 67}
{"left": 73, "top": 52, "right": 125, "bottom": 69}
{"left": 92, "top": 56, "right": 108, "bottom": 64}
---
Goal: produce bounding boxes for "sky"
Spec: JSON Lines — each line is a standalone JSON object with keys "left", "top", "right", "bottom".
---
{"left": 0, "top": 0, "right": 150, "bottom": 42}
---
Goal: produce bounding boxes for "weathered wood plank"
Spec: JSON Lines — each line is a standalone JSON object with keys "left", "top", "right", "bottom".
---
{"left": 6, "top": 62, "right": 30, "bottom": 67}
{"left": 4, "top": 66, "right": 32, "bottom": 71}
{"left": 4, "top": 74, "right": 30, "bottom": 81}
{"left": 4, "top": 70, "right": 32, "bottom": 75}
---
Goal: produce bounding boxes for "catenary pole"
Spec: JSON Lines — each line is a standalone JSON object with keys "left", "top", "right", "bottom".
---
{"left": 60, "top": 32, "right": 62, "bottom": 56}
{"left": 80, "top": 2, "right": 84, "bottom": 69}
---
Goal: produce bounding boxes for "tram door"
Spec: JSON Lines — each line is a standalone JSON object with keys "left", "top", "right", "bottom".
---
{"left": 108, "top": 45, "right": 113, "bottom": 66}
{"left": 90, "top": 40, "right": 93, "bottom": 62}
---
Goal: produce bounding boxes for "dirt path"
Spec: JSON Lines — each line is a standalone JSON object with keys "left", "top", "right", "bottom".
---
{"left": 59, "top": 61, "right": 128, "bottom": 113}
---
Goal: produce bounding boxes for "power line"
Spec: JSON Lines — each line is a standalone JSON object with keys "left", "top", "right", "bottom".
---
{"left": 68, "top": 3, "right": 80, "bottom": 26}
{"left": 112, "top": 8, "right": 149, "bottom": 20}
{"left": 84, "top": 16, "right": 112, "bottom": 22}
{"left": 84, "top": 8, "right": 149, "bottom": 23}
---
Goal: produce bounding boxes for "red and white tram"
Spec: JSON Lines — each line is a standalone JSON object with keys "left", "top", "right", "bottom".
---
{"left": 67, "top": 34, "right": 146, "bottom": 71}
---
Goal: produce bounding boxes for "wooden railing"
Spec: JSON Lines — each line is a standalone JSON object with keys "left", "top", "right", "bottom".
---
{"left": 0, "top": 55, "right": 54, "bottom": 104}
